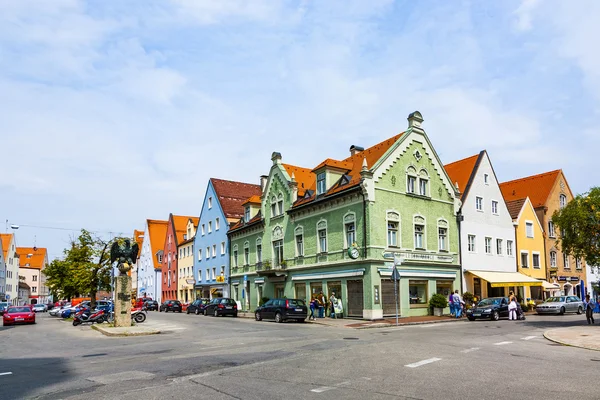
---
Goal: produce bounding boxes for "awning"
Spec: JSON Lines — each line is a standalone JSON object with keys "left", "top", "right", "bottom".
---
{"left": 291, "top": 269, "right": 365, "bottom": 281}
{"left": 541, "top": 280, "right": 560, "bottom": 290}
{"left": 466, "top": 270, "right": 543, "bottom": 287}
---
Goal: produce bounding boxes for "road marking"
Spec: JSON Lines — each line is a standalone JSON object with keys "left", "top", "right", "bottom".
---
{"left": 88, "top": 371, "right": 155, "bottom": 384}
{"left": 0, "top": 372, "right": 12, "bottom": 376}
{"left": 311, "top": 387, "right": 335, "bottom": 393}
{"left": 461, "top": 347, "right": 480, "bottom": 353}
{"left": 405, "top": 358, "right": 442, "bottom": 368}
{"left": 494, "top": 341, "right": 513, "bottom": 346}
{"left": 521, "top": 336, "right": 537, "bottom": 341}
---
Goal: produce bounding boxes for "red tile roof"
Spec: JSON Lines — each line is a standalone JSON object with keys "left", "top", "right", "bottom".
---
{"left": 171, "top": 215, "right": 199, "bottom": 245}
{"left": 147, "top": 219, "right": 168, "bottom": 269}
{"left": 133, "top": 230, "right": 144, "bottom": 259}
{"left": 282, "top": 164, "right": 314, "bottom": 197}
{"left": 311, "top": 158, "right": 353, "bottom": 172}
{"left": 242, "top": 195, "right": 261, "bottom": 206}
{"left": 15, "top": 247, "right": 47, "bottom": 270}
{"left": 505, "top": 198, "right": 527, "bottom": 220}
{"left": 0, "top": 233, "right": 13, "bottom": 260}
{"left": 500, "top": 170, "right": 561, "bottom": 208}
{"left": 211, "top": 178, "right": 262, "bottom": 220}
{"left": 444, "top": 153, "right": 481, "bottom": 198}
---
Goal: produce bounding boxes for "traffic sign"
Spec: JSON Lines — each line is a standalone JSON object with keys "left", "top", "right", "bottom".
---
{"left": 243, "top": 275, "right": 247, "bottom": 282}
{"left": 5, "top": 295, "right": 9, "bottom": 300}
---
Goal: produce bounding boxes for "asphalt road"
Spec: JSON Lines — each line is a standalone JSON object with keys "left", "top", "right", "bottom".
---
{"left": 1, "top": 311, "right": 598, "bottom": 400}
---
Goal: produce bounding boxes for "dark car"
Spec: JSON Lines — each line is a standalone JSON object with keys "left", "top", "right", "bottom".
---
{"left": 255, "top": 298, "right": 307, "bottom": 323}
{"left": 186, "top": 298, "right": 210, "bottom": 315}
{"left": 466, "top": 297, "right": 509, "bottom": 321}
{"left": 159, "top": 300, "right": 182, "bottom": 313}
{"left": 142, "top": 300, "right": 159, "bottom": 311}
{"left": 203, "top": 298, "right": 238, "bottom": 317}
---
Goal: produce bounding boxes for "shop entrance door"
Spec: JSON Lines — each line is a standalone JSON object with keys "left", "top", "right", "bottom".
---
{"left": 275, "top": 284, "right": 285, "bottom": 299}
{"left": 381, "top": 280, "right": 398, "bottom": 316}
{"left": 347, "top": 280, "right": 364, "bottom": 317}
{"left": 295, "top": 283, "right": 306, "bottom": 302}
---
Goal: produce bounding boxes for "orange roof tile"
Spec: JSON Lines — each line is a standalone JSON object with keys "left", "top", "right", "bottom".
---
{"left": 133, "top": 230, "right": 144, "bottom": 259}
{"left": 311, "top": 158, "right": 353, "bottom": 172}
{"left": 147, "top": 219, "right": 168, "bottom": 269}
{"left": 171, "top": 215, "right": 199, "bottom": 245}
{"left": 242, "top": 195, "right": 261, "bottom": 206}
{"left": 211, "top": 178, "right": 262, "bottom": 220}
{"left": 282, "top": 164, "right": 315, "bottom": 197}
{"left": 444, "top": 153, "right": 481, "bottom": 198}
{"left": 500, "top": 170, "right": 561, "bottom": 208}
{"left": 15, "top": 247, "right": 48, "bottom": 270}
{"left": 505, "top": 198, "right": 527, "bottom": 220}
{"left": 0, "top": 233, "right": 13, "bottom": 260}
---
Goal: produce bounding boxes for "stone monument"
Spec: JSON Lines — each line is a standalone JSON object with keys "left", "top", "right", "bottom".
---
{"left": 110, "top": 238, "right": 139, "bottom": 327}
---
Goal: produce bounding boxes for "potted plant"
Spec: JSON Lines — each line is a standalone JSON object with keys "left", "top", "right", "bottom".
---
{"left": 429, "top": 293, "right": 448, "bottom": 316}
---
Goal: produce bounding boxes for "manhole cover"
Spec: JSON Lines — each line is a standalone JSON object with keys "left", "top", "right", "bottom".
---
{"left": 343, "top": 337, "right": 359, "bottom": 340}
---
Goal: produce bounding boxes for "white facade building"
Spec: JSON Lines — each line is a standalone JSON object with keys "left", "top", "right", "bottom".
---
{"left": 586, "top": 264, "right": 599, "bottom": 300}
{"left": 445, "top": 151, "right": 517, "bottom": 298}
{"left": 136, "top": 219, "right": 168, "bottom": 304}
{"left": 0, "top": 238, "right": 5, "bottom": 301}
{"left": 1, "top": 234, "right": 20, "bottom": 305}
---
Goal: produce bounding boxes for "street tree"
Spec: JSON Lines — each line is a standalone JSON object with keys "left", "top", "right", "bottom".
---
{"left": 552, "top": 186, "right": 600, "bottom": 267}
{"left": 43, "top": 258, "right": 79, "bottom": 300}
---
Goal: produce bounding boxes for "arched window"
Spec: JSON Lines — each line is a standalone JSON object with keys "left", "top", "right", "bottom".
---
{"left": 317, "top": 220, "right": 328, "bottom": 253}
{"left": 344, "top": 213, "right": 356, "bottom": 248}
{"left": 414, "top": 215, "right": 426, "bottom": 249}
{"left": 559, "top": 194, "right": 567, "bottom": 209}
{"left": 271, "top": 196, "right": 277, "bottom": 217}
{"left": 294, "top": 226, "right": 304, "bottom": 257}
{"left": 418, "top": 169, "right": 429, "bottom": 197}
{"left": 256, "top": 238, "right": 262, "bottom": 263}
{"left": 277, "top": 193, "right": 284, "bottom": 215}
{"left": 244, "top": 241, "right": 250, "bottom": 266}
{"left": 233, "top": 244, "right": 239, "bottom": 268}
{"left": 406, "top": 167, "right": 417, "bottom": 194}
{"left": 387, "top": 211, "right": 400, "bottom": 247}
{"left": 437, "top": 218, "right": 448, "bottom": 252}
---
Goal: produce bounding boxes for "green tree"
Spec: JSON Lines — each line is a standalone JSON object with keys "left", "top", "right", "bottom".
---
{"left": 43, "top": 258, "right": 79, "bottom": 300}
{"left": 552, "top": 187, "right": 600, "bottom": 266}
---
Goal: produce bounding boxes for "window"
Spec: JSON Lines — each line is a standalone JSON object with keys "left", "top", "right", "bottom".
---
{"left": 409, "top": 280, "right": 427, "bottom": 306}
{"left": 216, "top": 218, "right": 220, "bottom": 230}
{"left": 438, "top": 227, "right": 447, "bottom": 251}
{"left": 201, "top": 224, "right": 205, "bottom": 235}
{"left": 507, "top": 240, "right": 513, "bottom": 256}
{"left": 318, "top": 225, "right": 328, "bottom": 253}
{"left": 533, "top": 253, "right": 540, "bottom": 269}
{"left": 208, "top": 197, "right": 212, "bottom": 209}
{"left": 388, "top": 222, "right": 399, "bottom": 247}
{"left": 32, "top": 275, "right": 38, "bottom": 282}
{"left": 468, "top": 235, "right": 476, "bottom": 252}
{"left": 414, "top": 225, "right": 424, "bottom": 249}
{"left": 277, "top": 194, "right": 284, "bottom": 215}
{"left": 407, "top": 175, "right": 416, "bottom": 194}
{"left": 206, "top": 269, "right": 210, "bottom": 281}
{"left": 576, "top": 258, "right": 582, "bottom": 270}
{"left": 548, "top": 221, "right": 556, "bottom": 238}
{"left": 212, "top": 268, "right": 216, "bottom": 280}
{"left": 271, "top": 196, "right": 277, "bottom": 217}
{"left": 484, "top": 174, "right": 489, "bottom": 184}
{"left": 32, "top": 286, "right": 37, "bottom": 293}
{"left": 295, "top": 227, "right": 304, "bottom": 257}
{"left": 208, "top": 221, "right": 212, "bottom": 233}
{"left": 179, "top": 249, "right": 182, "bottom": 259}
{"left": 491, "top": 200, "right": 498, "bottom": 214}
{"left": 244, "top": 244, "right": 249, "bottom": 266}
{"left": 496, "top": 239, "right": 503, "bottom": 255}
{"left": 245, "top": 207, "right": 250, "bottom": 223}
{"left": 526, "top": 222, "right": 534, "bottom": 238}
{"left": 233, "top": 248, "right": 238, "bottom": 268}
{"left": 221, "top": 242, "right": 225, "bottom": 255}
{"left": 475, "top": 197, "right": 483, "bottom": 211}
{"left": 157, "top": 254, "right": 163, "bottom": 263}
{"left": 220, "top": 266, "right": 225, "bottom": 276}
{"left": 559, "top": 194, "right": 567, "bottom": 209}
{"left": 419, "top": 178, "right": 428, "bottom": 196}
{"left": 521, "top": 252, "right": 529, "bottom": 268}
{"left": 273, "top": 240, "right": 284, "bottom": 266}
{"left": 345, "top": 222, "right": 356, "bottom": 248}
{"left": 317, "top": 172, "right": 326, "bottom": 195}
{"left": 550, "top": 251, "right": 557, "bottom": 267}
{"left": 212, "top": 245, "right": 216, "bottom": 257}
{"left": 256, "top": 240, "right": 262, "bottom": 263}
{"left": 485, "top": 237, "right": 492, "bottom": 254}
{"left": 198, "top": 249, "right": 202, "bottom": 261}
{"left": 205, "top": 247, "right": 210, "bottom": 259}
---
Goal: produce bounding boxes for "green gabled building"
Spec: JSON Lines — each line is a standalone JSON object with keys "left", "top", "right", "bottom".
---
{"left": 228, "top": 112, "right": 461, "bottom": 318}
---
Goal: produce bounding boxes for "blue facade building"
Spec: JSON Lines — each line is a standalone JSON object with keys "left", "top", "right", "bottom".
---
{"left": 193, "top": 178, "right": 262, "bottom": 299}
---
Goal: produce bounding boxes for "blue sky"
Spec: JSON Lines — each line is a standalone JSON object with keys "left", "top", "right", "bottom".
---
{"left": 1, "top": 0, "right": 598, "bottom": 259}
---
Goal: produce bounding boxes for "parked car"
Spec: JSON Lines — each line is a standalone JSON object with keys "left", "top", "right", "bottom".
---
{"left": 0, "top": 302, "right": 9, "bottom": 316}
{"left": 159, "top": 300, "right": 183, "bottom": 313}
{"left": 536, "top": 296, "right": 583, "bottom": 315}
{"left": 186, "top": 298, "right": 210, "bottom": 315}
{"left": 32, "top": 304, "right": 48, "bottom": 313}
{"left": 3, "top": 306, "right": 36, "bottom": 326}
{"left": 254, "top": 298, "right": 307, "bottom": 323}
{"left": 204, "top": 298, "right": 238, "bottom": 317}
{"left": 466, "top": 297, "right": 509, "bottom": 321}
{"left": 49, "top": 304, "right": 70, "bottom": 317}
{"left": 142, "top": 300, "right": 159, "bottom": 311}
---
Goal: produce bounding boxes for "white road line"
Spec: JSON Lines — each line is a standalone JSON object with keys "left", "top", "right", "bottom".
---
{"left": 311, "top": 387, "right": 335, "bottom": 393}
{"left": 405, "top": 357, "right": 442, "bottom": 368}
{"left": 0, "top": 372, "right": 13, "bottom": 376}
{"left": 494, "top": 341, "right": 513, "bottom": 346}
{"left": 461, "top": 347, "right": 480, "bottom": 353}
{"left": 521, "top": 336, "right": 537, "bottom": 341}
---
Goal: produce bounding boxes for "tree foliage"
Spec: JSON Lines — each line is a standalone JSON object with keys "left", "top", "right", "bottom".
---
{"left": 552, "top": 187, "right": 600, "bottom": 266}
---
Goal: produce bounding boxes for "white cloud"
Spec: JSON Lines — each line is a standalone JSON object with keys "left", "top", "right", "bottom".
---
{"left": 513, "top": 0, "right": 541, "bottom": 31}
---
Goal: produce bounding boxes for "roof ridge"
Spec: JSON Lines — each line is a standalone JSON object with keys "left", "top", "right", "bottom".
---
{"left": 500, "top": 169, "right": 562, "bottom": 185}
{"left": 444, "top": 152, "right": 481, "bottom": 167}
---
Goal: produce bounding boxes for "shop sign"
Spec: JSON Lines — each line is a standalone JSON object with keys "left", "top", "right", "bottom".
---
{"left": 570, "top": 277, "right": 580, "bottom": 282}
{"left": 186, "top": 279, "right": 195, "bottom": 285}
{"left": 558, "top": 276, "right": 567, "bottom": 281}
{"left": 216, "top": 276, "right": 225, "bottom": 283}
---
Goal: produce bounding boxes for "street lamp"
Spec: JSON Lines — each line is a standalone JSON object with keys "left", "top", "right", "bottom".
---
{"left": 383, "top": 251, "right": 404, "bottom": 326}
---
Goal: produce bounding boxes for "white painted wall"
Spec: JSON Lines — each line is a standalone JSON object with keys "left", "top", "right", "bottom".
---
{"left": 586, "top": 264, "right": 599, "bottom": 299}
{"left": 4, "top": 236, "right": 19, "bottom": 305}
{"left": 460, "top": 154, "right": 517, "bottom": 279}
{"left": 0, "top": 239, "right": 5, "bottom": 299}
{"left": 136, "top": 222, "right": 161, "bottom": 303}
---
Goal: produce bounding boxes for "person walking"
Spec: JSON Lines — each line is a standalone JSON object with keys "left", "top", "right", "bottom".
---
{"left": 583, "top": 294, "right": 595, "bottom": 324}
{"left": 452, "top": 290, "right": 463, "bottom": 318}
{"left": 318, "top": 291, "right": 326, "bottom": 318}
{"left": 329, "top": 292, "right": 337, "bottom": 318}
{"left": 508, "top": 291, "right": 518, "bottom": 321}
{"left": 309, "top": 297, "right": 317, "bottom": 321}
{"left": 449, "top": 292, "right": 455, "bottom": 316}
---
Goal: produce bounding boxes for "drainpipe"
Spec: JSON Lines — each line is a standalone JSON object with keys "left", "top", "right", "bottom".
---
{"left": 456, "top": 211, "right": 464, "bottom": 294}
{"left": 360, "top": 191, "right": 368, "bottom": 259}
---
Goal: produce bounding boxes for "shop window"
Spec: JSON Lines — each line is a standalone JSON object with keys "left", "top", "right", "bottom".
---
{"left": 310, "top": 283, "right": 323, "bottom": 298}
{"left": 436, "top": 281, "right": 453, "bottom": 297}
{"left": 295, "top": 283, "right": 306, "bottom": 301}
{"left": 409, "top": 280, "right": 428, "bottom": 306}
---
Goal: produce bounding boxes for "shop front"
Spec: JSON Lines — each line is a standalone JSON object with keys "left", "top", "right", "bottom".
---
{"left": 465, "top": 270, "right": 544, "bottom": 303}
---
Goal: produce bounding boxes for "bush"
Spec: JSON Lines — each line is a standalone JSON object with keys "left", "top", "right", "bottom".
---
{"left": 462, "top": 292, "right": 475, "bottom": 305}
{"left": 429, "top": 293, "right": 449, "bottom": 309}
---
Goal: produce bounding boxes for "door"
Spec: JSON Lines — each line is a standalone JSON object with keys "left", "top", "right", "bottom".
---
{"left": 347, "top": 280, "right": 364, "bottom": 317}
{"left": 381, "top": 280, "right": 398, "bottom": 316}
{"left": 499, "top": 298, "right": 509, "bottom": 317}
{"left": 275, "top": 284, "right": 285, "bottom": 299}
{"left": 295, "top": 283, "right": 306, "bottom": 302}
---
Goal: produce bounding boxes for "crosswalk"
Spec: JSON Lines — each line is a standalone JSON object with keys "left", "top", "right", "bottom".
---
{"left": 143, "top": 321, "right": 187, "bottom": 332}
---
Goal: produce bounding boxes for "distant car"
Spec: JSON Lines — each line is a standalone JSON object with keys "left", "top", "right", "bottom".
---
{"left": 466, "top": 297, "right": 510, "bottom": 321}
{"left": 204, "top": 298, "right": 238, "bottom": 317}
{"left": 49, "top": 304, "right": 71, "bottom": 317}
{"left": 32, "top": 304, "right": 48, "bottom": 313}
{"left": 3, "top": 306, "right": 36, "bottom": 326}
{"left": 536, "top": 296, "right": 584, "bottom": 315}
{"left": 254, "top": 298, "right": 307, "bottom": 323}
{"left": 0, "top": 302, "right": 9, "bottom": 316}
{"left": 142, "top": 300, "right": 159, "bottom": 311}
{"left": 159, "top": 300, "right": 182, "bottom": 313}
{"left": 186, "top": 298, "right": 210, "bottom": 315}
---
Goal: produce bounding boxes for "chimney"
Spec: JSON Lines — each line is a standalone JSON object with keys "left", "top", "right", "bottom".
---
{"left": 271, "top": 152, "right": 282, "bottom": 165}
{"left": 260, "top": 175, "right": 268, "bottom": 191}
{"left": 407, "top": 111, "right": 424, "bottom": 129}
{"left": 289, "top": 172, "right": 298, "bottom": 203}
{"left": 349, "top": 145, "right": 365, "bottom": 156}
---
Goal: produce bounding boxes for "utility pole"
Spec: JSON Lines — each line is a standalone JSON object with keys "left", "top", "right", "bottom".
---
{"left": 383, "top": 252, "right": 403, "bottom": 326}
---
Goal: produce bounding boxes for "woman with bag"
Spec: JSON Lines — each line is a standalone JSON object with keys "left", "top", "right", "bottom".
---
{"left": 508, "top": 291, "right": 518, "bottom": 321}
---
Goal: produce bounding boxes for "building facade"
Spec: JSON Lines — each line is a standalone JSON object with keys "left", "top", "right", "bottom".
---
{"left": 130, "top": 229, "right": 144, "bottom": 299}
{"left": 177, "top": 219, "right": 196, "bottom": 303}
{"left": 0, "top": 238, "right": 5, "bottom": 301}
{"left": 193, "top": 178, "right": 261, "bottom": 300}
{"left": 229, "top": 112, "right": 462, "bottom": 319}
{"left": 501, "top": 170, "right": 586, "bottom": 297}
{"left": 137, "top": 219, "right": 168, "bottom": 303}
{"left": 16, "top": 247, "right": 50, "bottom": 304}
{"left": 1, "top": 234, "right": 19, "bottom": 305}
{"left": 161, "top": 214, "right": 198, "bottom": 302}
{"left": 445, "top": 151, "right": 519, "bottom": 299}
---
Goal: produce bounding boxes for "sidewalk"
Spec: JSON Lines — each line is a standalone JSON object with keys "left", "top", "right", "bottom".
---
{"left": 544, "top": 326, "right": 600, "bottom": 351}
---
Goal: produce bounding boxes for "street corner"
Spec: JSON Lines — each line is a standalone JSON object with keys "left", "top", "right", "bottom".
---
{"left": 91, "top": 324, "right": 161, "bottom": 337}
{"left": 544, "top": 326, "right": 600, "bottom": 351}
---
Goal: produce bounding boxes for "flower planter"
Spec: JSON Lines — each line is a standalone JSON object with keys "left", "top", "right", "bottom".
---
{"left": 433, "top": 307, "right": 444, "bottom": 317}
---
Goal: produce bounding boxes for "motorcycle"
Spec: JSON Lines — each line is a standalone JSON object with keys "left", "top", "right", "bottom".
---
{"left": 72, "top": 308, "right": 107, "bottom": 326}
{"left": 105, "top": 308, "right": 147, "bottom": 324}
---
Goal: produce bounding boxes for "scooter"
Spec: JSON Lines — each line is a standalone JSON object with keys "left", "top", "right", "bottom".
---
{"left": 72, "top": 308, "right": 107, "bottom": 326}
{"left": 131, "top": 308, "right": 147, "bottom": 323}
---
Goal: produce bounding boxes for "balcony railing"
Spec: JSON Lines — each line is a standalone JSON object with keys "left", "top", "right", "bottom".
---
{"left": 383, "top": 250, "right": 455, "bottom": 263}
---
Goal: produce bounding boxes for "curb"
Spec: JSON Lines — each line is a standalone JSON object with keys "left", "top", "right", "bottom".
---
{"left": 353, "top": 318, "right": 467, "bottom": 329}
{"left": 91, "top": 324, "right": 161, "bottom": 337}
{"left": 543, "top": 330, "right": 600, "bottom": 352}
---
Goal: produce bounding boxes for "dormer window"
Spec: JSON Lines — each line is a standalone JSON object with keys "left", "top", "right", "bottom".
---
{"left": 245, "top": 206, "right": 251, "bottom": 223}
{"left": 317, "top": 172, "right": 326, "bottom": 195}
{"left": 183, "top": 234, "right": 187, "bottom": 240}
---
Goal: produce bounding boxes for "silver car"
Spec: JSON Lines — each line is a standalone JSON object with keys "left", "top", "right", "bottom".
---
{"left": 32, "top": 304, "right": 47, "bottom": 312}
{"left": 536, "top": 296, "right": 584, "bottom": 315}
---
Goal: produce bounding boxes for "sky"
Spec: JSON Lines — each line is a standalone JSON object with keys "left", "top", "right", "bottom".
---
{"left": 1, "top": 0, "right": 599, "bottom": 260}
